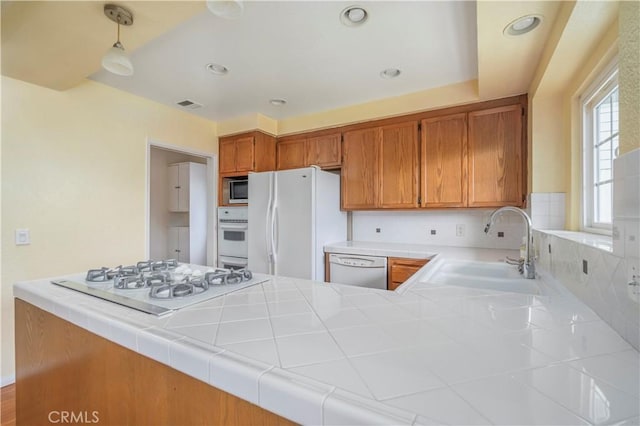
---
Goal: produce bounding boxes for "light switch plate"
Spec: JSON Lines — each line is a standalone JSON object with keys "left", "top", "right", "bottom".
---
{"left": 15, "top": 228, "right": 30, "bottom": 245}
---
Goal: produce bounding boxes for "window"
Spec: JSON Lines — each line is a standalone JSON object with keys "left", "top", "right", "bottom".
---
{"left": 583, "top": 62, "right": 618, "bottom": 233}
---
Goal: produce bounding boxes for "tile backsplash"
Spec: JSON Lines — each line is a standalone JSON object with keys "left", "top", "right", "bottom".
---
{"left": 534, "top": 230, "right": 639, "bottom": 350}
{"left": 533, "top": 148, "right": 640, "bottom": 350}
{"left": 352, "top": 209, "right": 523, "bottom": 250}
{"left": 528, "top": 192, "right": 566, "bottom": 230}
{"left": 613, "top": 147, "right": 640, "bottom": 260}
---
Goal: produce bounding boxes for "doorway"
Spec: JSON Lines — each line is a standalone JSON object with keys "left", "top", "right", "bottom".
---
{"left": 146, "top": 140, "right": 217, "bottom": 266}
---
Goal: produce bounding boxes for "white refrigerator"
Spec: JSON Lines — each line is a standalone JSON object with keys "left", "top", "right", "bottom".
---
{"left": 248, "top": 167, "right": 346, "bottom": 281}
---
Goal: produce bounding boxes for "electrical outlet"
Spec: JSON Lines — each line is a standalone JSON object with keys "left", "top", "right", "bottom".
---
{"left": 456, "top": 224, "right": 465, "bottom": 237}
{"left": 375, "top": 228, "right": 381, "bottom": 233}
{"left": 582, "top": 259, "right": 588, "bottom": 275}
{"left": 497, "top": 231, "right": 504, "bottom": 238}
{"left": 15, "top": 229, "right": 30, "bottom": 245}
{"left": 430, "top": 229, "right": 437, "bottom": 235}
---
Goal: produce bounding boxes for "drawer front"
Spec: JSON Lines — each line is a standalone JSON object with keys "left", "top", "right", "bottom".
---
{"left": 388, "top": 257, "right": 429, "bottom": 290}
{"left": 391, "top": 264, "right": 422, "bottom": 283}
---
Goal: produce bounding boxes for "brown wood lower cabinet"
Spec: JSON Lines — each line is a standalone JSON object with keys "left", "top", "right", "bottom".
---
{"left": 387, "top": 257, "right": 429, "bottom": 290}
{"left": 14, "top": 299, "right": 294, "bottom": 426}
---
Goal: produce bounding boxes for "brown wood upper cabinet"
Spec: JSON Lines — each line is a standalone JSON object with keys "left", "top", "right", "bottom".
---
{"left": 342, "top": 122, "right": 419, "bottom": 210}
{"left": 468, "top": 105, "right": 523, "bottom": 207}
{"left": 421, "top": 113, "right": 468, "bottom": 208}
{"left": 219, "top": 131, "right": 276, "bottom": 174}
{"left": 276, "top": 133, "right": 341, "bottom": 170}
{"left": 420, "top": 104, "right": 525, "bottom": 208}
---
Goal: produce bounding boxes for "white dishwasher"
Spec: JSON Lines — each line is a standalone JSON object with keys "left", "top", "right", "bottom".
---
{"left": 328, "top": 253, "right": 388, "bottom": 290}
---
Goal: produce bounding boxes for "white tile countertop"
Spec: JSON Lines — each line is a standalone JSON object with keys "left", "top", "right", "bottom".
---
{"left": 324, "top": 240, "right": 519, "bottom": 261}
{"left": 13, "top": 251, "right": 640, "bottom": 425}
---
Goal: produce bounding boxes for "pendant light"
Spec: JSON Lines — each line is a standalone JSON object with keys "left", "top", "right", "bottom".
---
{"left": 102, "top": 4, "right": 134, "bottom": 76}
{"left": 206, "top": 0, "right": 244, "bottom": 19}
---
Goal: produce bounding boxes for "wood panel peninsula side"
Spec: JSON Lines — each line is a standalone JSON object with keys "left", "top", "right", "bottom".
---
{"left": 14, "top": 299, "right": 294, "bottom": 426}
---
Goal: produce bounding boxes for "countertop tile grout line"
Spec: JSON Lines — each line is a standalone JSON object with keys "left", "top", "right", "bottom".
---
{"left": 260, "top": 280, "right": 285, "bottom": 368}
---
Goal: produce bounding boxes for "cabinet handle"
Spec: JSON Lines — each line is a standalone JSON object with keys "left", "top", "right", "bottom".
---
{"left": 175, "top": 186, "right": 181, "bottom": 189}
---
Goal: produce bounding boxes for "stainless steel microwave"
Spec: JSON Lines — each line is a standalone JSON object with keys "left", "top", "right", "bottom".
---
{"left": 228, "top": 179, "right": 248, "bottom": 204}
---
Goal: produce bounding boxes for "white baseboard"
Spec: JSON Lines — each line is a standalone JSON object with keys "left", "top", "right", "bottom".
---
{"left": 1, "top": 374, "right": 15, "bottom": 387}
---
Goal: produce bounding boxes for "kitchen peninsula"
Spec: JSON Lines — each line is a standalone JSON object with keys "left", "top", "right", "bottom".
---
{"left": 14, "top": 247, "right": 640, "bottom": 425}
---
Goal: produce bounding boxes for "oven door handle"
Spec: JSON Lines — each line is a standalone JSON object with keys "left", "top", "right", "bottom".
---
{"left": 219, "top": 223, "right": 248, "bottom": 231}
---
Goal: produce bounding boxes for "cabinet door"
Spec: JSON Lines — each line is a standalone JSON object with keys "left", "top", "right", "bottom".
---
{"left": 276, "top": 139, "right": 307, "bottom": 170}
{"left": 177, "top": 163, "right": 190, "bottom": 212}
{"left": 379, "top": 122, "right": 419, "bottom": 208}
{"left": 235, "top": 137, "right": 255, "bottom": 172}
{"left": 468, "top": 105, "right": 523, "bottom": 207}
{"left": 168, "top": 227, "right": 190, "bottom": 262}
{"left": 168, "top": 164, "right": 180, "bottom": 212}
{"left": 178, "top": 227, "right": 190, "bottom": 263}
{"left": 307, "top": 134, "right": 341, "bottom": 168}
{"left": 219, "top": 139, "right": 237, "bottom": 173}
{"left": 341, "top": 128, "right": 380, "bottom": 209}
{"left": 254, "top": 132, "right": 276, "bottom": 172}
{"left": 422, "top": 114, "right": 467, "bottom": 207}
{"left": 168, "top": 227, "right": 179, "bottom": 259}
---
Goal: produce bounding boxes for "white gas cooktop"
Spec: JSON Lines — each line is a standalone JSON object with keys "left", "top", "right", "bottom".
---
{"left": 51, "top": 261, "right": 269, "bottom": 316}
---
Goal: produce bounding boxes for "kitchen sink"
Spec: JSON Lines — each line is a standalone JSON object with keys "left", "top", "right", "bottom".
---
{"left": 437, "top": 260, "right": 523, "bottom": 279}
{"left": 421, "top": 259, "right": 543, "bottom": 295}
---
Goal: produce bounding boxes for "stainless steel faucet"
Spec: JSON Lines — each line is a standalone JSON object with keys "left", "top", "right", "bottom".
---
{"left": 484, "top": 206, "right": 536, "bottom": 279}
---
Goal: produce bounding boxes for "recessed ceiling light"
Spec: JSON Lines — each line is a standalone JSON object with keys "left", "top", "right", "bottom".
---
{"left": 269, "top": 99, "right": 287, "bottom": 106}
{"left": 504, "top": 15, "right": 542, "bottom": 36}
{"left": 206, "top": 0, "right": 244, "bottom": 19}
{"left": 340, "top": 6, "right": 368, "bottom": 27}
{"left": 206, "top": 63, "right": 229, "bottom": 75}
{"left": 380, "top": 68, "right": 401, "bottom": 79}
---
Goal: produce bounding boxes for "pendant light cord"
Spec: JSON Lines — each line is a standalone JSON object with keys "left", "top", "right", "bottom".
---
{"left": 116, "top": 15, "right": 121, "bottom": 44}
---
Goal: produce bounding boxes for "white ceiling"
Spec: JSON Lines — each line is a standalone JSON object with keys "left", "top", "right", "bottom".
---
{"left": 89, "top": 1, "right": 478, "bottom": 122}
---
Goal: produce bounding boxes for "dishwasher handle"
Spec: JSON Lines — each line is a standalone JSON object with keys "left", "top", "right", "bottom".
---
{"left": 329, "top": 254, "right": 387, "bottom": 268}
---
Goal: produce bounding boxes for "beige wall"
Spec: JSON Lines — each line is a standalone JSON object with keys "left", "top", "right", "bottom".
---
{"left": 619, "top": 0, "right": 640, "bottom": 155}
{"left": 528, "top": 0, "right": 633, "bottom": 231}
{"left": 217, "top": 113, "right": 278, "bottom": 137}
{"left": 217, "top": 80, "right": 482, "bottom": 137}
{"left": 530, "top": 94, "right": 566, "bottom": 193}
{"left": 1, "top": 77, "right": 217, "bottom": 383}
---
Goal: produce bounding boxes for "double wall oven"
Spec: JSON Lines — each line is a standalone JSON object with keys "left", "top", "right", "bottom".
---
{"left": 217, "top": 207, "right": 248, "bottom": 270}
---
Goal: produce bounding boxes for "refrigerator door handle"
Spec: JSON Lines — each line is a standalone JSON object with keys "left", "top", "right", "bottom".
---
{"left": 271, "top": 205, "right": 278, "bottom": 270}
{"left": 265, "top": 173, "right": 275, "bottom": 274}
{"left": 265, "top": 206, "right": 272, "bottom": 260}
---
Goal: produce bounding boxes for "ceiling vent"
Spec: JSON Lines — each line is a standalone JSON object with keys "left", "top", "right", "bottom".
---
{"left": 176, "top": 99, "right": 203, "bottom": 109}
